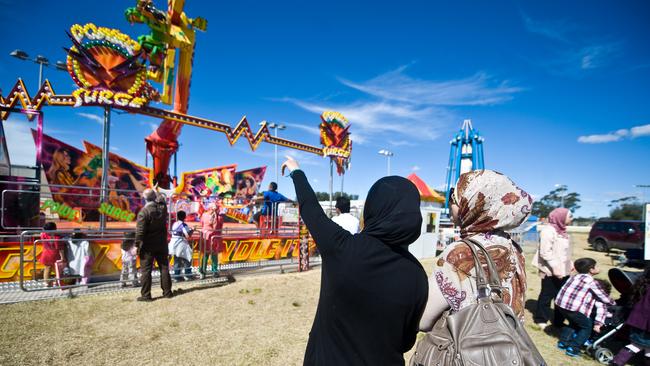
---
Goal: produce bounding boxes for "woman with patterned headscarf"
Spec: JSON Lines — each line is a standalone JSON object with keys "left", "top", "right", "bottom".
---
{"left": 532, "top": 207, "right": 573, "bottom": 329}
{"left": 419, "top": 170, "right": 533, "bottom": 331}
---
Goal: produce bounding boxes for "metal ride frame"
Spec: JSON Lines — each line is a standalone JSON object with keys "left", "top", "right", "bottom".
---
{"left": 0, "top": 78, "right": 325, "bottom": 260}
{"left": 0, "top": 79, "right": 325, "bottom": 156}
{"left": 0, "top": 87, "right": 327, "bottom": 296}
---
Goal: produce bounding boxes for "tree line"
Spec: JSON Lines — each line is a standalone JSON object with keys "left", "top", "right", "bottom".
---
{"left": 532, "top": 185, "right": 644, "bottom": 221}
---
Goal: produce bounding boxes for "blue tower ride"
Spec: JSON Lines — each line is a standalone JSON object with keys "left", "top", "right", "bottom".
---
{"left": 444, "top": 119, "right": 485, "bottom": 208}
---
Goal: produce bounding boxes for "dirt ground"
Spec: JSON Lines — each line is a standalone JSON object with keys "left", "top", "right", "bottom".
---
{"left": 0, "top": 232, "right": 632, "bottom": 365}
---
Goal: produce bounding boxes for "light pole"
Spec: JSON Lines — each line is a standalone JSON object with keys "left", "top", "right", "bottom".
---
{"left": 555, "top": 183, "right": 567, "bottom": 208}
{"left": 260, "top": 121, "right": 286, "bottom": 183}
{"left": 9, "top": 49, "right": 67, "bottom": 86}
{"left": 378, "top": 149, "right": 394, "bottom": 176}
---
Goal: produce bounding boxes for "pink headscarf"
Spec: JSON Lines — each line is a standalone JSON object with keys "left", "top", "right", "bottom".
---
{"left": 548, "top": 208, "right": 570, "bottom": 238}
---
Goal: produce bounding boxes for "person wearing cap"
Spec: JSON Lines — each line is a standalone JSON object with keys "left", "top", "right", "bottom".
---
{"left": 331, "top": 196, "right": 359, "bottom": 234}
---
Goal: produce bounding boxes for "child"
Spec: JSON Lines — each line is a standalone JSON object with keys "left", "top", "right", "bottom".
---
{"left": 169, "top": 210, "right": 194, "bottom": 281}
{"left": 67, "top": 230, "right": 94, "bottom": 285}
{"left": 39, "top": 222, "right": 64, "bottom": 287}
{"left": 199, "top": 201, "right": 224, "bottom": 279}
{"left": 555, "top": 257, "right": 615, "bottom": 357}
{"left": 120, "top": 232, "right": 138, "bottom": 287}
{"left": 610, "top": 267, "right": 650, "bottom": 366}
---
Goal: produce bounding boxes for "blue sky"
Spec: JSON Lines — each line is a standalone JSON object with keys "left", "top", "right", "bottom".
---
{"left": 1, "top": 0, "right": 649, "bottom": 217}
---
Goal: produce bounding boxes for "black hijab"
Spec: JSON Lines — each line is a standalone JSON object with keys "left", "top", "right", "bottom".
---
{"left": 362, "top": 176, "right": 422, "bottom": 246}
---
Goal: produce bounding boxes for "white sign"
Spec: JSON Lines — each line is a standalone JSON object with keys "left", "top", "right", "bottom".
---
{"left": 643, "top": 203, "right": 650, "bottom": 260}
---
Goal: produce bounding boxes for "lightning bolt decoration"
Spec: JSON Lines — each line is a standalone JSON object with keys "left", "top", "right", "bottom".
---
{"left": 0, "top": 79, "right": 327, "bottom": 156}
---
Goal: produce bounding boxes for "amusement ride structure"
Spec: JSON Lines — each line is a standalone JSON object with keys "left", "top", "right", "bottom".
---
{"left": 443, "top": 119, "right": 485, "bottom": 208}
{"left": 0, "top": 0, "right": 353, "bottom": 291}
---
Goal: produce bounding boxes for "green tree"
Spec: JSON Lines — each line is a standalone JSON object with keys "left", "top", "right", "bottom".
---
{"left": 314, "top": 192, "right": 359, "bottom": 201}
{"left": 609, "top": 196, "right": 643, "bottom": 220}
{"left": 531, "top": 185, "right": 581, "bottom": 217}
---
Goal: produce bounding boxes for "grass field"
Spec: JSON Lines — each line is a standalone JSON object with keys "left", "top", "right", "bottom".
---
{"left": 0, "top": 232, "right": 629, "bottom": 365}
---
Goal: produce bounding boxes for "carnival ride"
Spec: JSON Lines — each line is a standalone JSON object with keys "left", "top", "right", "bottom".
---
{"left": 0, "top": 1, "right": 352, "bottom": 295}
{"left": 443, "top": 119, "right": 485, "bottom": 208}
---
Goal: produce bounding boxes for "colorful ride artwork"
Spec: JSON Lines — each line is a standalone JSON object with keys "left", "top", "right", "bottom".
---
{"left": 0, "top": 235, "right": 317, "bottom": 282}
{"left": 0, "top": 1, "right": 352, "bottom": 282}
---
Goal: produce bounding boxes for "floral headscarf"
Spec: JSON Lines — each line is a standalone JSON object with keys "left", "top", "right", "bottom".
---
{"left": 432, "top": 170, "right": 532, "bottom": 322}
{"left": 453, "top": 170, "right": 533, "bottom": 237}
{"left": 548, "top": 207, "right": 569, "bottom": 238}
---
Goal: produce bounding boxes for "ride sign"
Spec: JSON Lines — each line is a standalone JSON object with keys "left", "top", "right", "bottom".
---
{"left": 65, "top": 23, "right": 158, "bottom": 109}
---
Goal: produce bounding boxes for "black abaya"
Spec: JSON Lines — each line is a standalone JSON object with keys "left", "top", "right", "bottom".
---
{"left": 290, "top": 170, "right": 428, "bottom": 365}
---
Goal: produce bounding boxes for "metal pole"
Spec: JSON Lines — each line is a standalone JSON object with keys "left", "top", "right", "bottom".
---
{"left": 274, "top": 127, "right": 278, "bottom": 183}
{"left": 35, "top": 112, "right": 44, "bottom": 175}
{"left": 329, "top": 159, "right": 334, "bottom": 216}
{"left": 387, "top": 155, "right": 391, "bottom": 176}
{"left": 145, "top": 143, "right": 148, "bottom": 167}
{"left": 173, "top": 151, "right": 177, "bottom": 184}
{"left": 38, "top": 63, "right": 43, "bottom": 87}
{"left": 340, "top": 172, "right": 344, "bottom": 196}
{"left": 99, "top": 106, "right": 111, "bottom": 231}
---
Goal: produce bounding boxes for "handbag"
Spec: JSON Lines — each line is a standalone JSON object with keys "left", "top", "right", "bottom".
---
{"left": 410, "top": 238, "right": 546, "bottom": 366}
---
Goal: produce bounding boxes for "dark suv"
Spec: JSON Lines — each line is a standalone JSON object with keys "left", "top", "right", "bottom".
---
{"left": 588, "top": 220, "right": 645, "bottom": 252}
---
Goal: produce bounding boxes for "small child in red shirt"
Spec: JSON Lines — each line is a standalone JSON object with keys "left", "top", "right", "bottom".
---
{"left": 39, "top": 222, "right": 65, "bottom": 287}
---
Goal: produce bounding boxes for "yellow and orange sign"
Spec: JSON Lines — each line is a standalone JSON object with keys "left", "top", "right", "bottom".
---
{"left": 66, "top": 23, "right": 157, "bottom": 108}
{"left": 320, "top": 111, "right": 352, "bottom": 175}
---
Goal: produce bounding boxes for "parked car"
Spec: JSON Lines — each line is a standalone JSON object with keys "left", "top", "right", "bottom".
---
{"left": 588, "top": 220, "right": 645, "bottom": 252}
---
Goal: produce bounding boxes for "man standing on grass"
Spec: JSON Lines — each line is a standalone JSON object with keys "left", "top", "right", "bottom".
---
{"left": 135, "top": 189, "right": 172, "bottom": 301}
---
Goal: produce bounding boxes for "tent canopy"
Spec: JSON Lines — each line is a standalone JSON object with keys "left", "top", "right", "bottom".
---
{"left": 407, "top": 173, "right": 445, "bottom": 203}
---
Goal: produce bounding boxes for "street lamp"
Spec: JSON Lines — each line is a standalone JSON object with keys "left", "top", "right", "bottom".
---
{"left": 378, "top": 149, "right": 394, "bottom": 176}
{"left": 260, "top": 121, "right": 286, "bottom": 183}
{"left": 554, "top": 183, "right": 567, "bottom": 208}
{"left": 9, "top": 49, "right": 66, "bottom": 86}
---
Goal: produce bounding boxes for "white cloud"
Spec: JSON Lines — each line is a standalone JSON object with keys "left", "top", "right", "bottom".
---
{"left": 521, "top": 12, "right": 573, "bottom": 43}
{"left": 110, "top": 146, "right": 121, "bottom": 152}
{"left": 630, "top": 124, "right": 650, "bottom": 138}
{"left": 277, "top": 66, "right": 520, "bottom": 145}
{"left": 281, "top": 97, "right": 453, "bottom": 143}
{"left": 77, "top": 112, "right": 103, "bottom": 125}
{"left": 139, "top": 121, "right": 159, "bottom": 132}
{"left": 389, "top": 140, "right": 416, "bottom": 147}
{"left": 3, "top": 118, "right": 37, "bottom": 166}
{"left": 578, "top": 124, "right": 650, "bottom": 143}
{"left": 579, "top": 44, "right": 619, "bottom": 70}
{"left": 411, "top": 165, "right": 421, "bottom": 172}
{"left": 339, "top": 67, "right": 522, "bottom": 106}
{"left": 283, "top": 123, "right": 320, "bottom": 137}
{"left": 520, "top": 13, "right": 621, "bottom": 75}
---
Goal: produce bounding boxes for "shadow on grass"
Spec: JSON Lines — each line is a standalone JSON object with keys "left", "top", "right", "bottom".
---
{"left": 165, "top": 275, "right": 237, "bottom": 299}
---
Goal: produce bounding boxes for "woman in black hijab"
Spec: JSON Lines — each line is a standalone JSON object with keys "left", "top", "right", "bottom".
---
{"left": 282, "top": 157, "right": 428, "bottom": 365}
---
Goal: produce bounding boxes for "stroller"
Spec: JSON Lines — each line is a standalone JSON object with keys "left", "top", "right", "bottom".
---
{"left": 587, "top": 267, "right": 644, "bottom": 364}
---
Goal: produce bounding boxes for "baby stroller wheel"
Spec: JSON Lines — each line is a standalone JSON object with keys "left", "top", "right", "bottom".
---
{"left": 594, "top": 347, "right": 614, "bottom": 364}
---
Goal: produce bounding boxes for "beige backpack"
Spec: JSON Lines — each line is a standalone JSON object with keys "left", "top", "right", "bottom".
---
{"left": 410, "top": 238, "right": 546, "bottom": 366}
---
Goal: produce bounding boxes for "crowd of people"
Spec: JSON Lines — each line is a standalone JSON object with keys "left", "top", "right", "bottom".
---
{"left": 35, "top": 156, "right": 650, "bottom": 365}
{"left": 35, "top": 182, "right": 298, "bottom": 298}
{"left": 280, "top": 155, "right": 650, "bottom": 365}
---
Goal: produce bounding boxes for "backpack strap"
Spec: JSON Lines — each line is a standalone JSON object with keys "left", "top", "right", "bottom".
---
{"left": 461, "top": 238, "right": 504, "bottom": 301}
